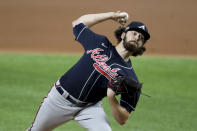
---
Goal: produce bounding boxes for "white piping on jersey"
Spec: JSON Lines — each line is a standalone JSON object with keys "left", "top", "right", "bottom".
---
{"left": 78, "top": 52, "right": 111, "bottom": 100}
{"left": 110, "top": 63, "right": 133, "bottom": 69}
{"left": 78, "top": 69, "right": 96, "bottom": 100}
{"left": 120, "top": 99, "right": 135, "bottom": 110}
{"left": 76, "top": 26, "right": 87, "bottom": 41}
{"left": 105, "top": 51, "right": 132, "bottom": 69}
{"left": 78, "top": 51, "right": 112, "bottom": 100}
{"left": 83, "top": 74, "right": 101, "bottom": 101}
{"left": 106, "top": 51, "right": 112, "bottom": 62}
{"left": 101, "top": 43, "right": 108, "bottom": 48}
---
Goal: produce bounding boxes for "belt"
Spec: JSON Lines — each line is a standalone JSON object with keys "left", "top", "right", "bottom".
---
{"left": 54, "top": 82, "right": 92, "bottom": 107}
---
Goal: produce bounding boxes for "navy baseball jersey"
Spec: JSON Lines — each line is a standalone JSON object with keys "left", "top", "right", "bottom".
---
{"left": 59, "top": 23, "right": 141, "bottom": 113}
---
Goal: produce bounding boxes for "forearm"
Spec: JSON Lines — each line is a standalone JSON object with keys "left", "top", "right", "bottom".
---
{"left": 72, "top": 11, "right": 128, "bottom": 28}
{"left": 107, "top": 88, "right": 130, "bottom": 125}
{"left": 72, "top": 12, "right": 114, "bottom": 27}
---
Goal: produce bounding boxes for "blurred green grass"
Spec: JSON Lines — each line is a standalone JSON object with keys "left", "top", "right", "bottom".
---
{"left": 0, "top": 53, "right": 197, "bottom": 131}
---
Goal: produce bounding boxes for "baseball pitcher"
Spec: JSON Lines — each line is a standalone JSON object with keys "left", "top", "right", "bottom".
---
{"left": 27, "top": 11, "right": 150, "bottom": 131}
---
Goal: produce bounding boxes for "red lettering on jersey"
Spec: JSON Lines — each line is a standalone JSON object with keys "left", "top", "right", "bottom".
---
{"left": 87, "top": 48, "right": 120, "bottom": 80}
{"left": 93, "top": 63, "right": 112, "bottom": 80}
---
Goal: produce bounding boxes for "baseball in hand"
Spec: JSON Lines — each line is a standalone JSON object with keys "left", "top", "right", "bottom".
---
{"left": 120, "top": 12, "right": 129, "bottom": 21}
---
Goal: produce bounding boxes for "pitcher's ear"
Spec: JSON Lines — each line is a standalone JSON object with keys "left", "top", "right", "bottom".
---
{"left": 121, "top": 32, "right": 126, "bottom": 40}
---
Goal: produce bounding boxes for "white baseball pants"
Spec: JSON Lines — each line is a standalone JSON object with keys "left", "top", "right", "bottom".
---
{"left": 27, "top": 86, "right": 112, "bottom": 131}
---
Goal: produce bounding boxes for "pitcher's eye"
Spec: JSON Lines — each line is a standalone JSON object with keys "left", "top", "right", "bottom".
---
{"left": 133, "top": 32, "right": 137, "bottom": 36}
{"left": 139, "top": 35, "right": 145, "bottom": 41}
{"left": 137, "top": 33, "right": 144, "bottom": 41}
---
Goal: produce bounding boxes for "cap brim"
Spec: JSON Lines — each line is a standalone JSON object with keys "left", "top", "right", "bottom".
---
{"left": 130, "top": 28, "right": 150, "bottom": 41}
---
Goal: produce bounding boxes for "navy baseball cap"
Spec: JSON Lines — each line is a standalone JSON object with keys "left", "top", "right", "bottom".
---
{"left": 125, "top": 21, "right": 150, "bottom": 41}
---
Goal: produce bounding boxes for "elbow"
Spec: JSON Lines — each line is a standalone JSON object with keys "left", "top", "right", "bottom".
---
{"left": 72, "top": 16, "right": 86, "bottom": 27}
{"left": 119, "top": 121, "right": 126, "bottom": 126}
{"left": 118, "top": 113, "right": 130, "bottom": 125}
{"left": 72, "top": 19, "right": 80, "bottom": 27}
{"left": 117, "top": 116, "right": 129, "bottom": 126}
{"left": 118, "top": 119, "right": 127, "bottom": 125}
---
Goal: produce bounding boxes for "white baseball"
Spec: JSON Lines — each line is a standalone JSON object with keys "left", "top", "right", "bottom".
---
{"left": 120, "top": 12, "right": 129, "bottom": 21}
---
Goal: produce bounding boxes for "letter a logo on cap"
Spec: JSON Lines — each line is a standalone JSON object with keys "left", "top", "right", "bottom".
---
{"left": 138, "top": 25, "right": 145, "bottom": 30}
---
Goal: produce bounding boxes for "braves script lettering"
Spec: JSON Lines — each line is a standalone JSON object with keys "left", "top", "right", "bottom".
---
{"left": 87, "top": 48, "right": 120, "bottom": 80}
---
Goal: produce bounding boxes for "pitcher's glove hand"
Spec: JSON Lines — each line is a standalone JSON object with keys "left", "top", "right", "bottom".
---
{"left": 107, "top": 76, "right": 142, "bottom": 95}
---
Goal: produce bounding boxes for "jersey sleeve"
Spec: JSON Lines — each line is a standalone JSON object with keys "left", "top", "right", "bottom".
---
{"left": 73, "top": 23, "right": 108, "bottom": 50}
{"left": 120, "top": 90, "right": 141, "bottom": 113}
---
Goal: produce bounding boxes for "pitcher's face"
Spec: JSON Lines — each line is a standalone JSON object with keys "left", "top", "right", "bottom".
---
{"left": 123, "top": 30, "right": 145, "bottom": 52}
